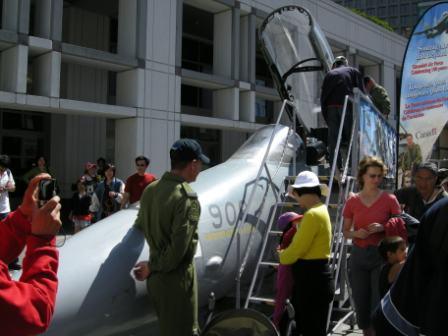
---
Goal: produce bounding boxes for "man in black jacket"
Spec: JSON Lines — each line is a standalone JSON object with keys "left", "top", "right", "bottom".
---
{"left": 320, "top": 56, "right": 364, "bottom": 170}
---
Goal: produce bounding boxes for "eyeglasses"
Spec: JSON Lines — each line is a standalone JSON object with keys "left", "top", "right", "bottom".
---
{"left": 368, "top": 174, "right": 383, "bottom": 179}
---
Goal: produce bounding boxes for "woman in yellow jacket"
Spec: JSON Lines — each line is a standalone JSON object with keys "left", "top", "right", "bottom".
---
{"left": 278, "top": 170, "right": 333, "bottom": 336}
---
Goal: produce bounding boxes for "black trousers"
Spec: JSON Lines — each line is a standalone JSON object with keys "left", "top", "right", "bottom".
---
{"left": 324, "top": 105, "right": 353, "bottom": 170}
{"left": 291, "top": 259, "right": 334, "bottom": 336}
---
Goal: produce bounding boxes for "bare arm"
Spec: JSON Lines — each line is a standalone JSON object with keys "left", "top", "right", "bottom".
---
{"left": 343, "top": 217, "right": 369, "bottom": 239}
{"left": 120, "top": 192, "right": 130, "bottom": 209}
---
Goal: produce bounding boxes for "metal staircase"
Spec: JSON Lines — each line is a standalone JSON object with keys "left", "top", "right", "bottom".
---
{"left": 239, "top": 95, "right": 358, "bottom": 335}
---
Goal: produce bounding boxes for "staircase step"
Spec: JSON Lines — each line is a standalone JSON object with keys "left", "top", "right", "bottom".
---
{"left": 260, "top": 261, "right": 279, "bottom": 267}
{"left": 249, "top": 296, "right": 275, "bottom": 305}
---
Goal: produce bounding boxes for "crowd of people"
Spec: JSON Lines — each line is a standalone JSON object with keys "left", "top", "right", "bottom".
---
{"left": 272, "top": 156, "right": 448, "bottom": 336}
{"left": 0, "top": 154, "right": 158, "bottom": 265}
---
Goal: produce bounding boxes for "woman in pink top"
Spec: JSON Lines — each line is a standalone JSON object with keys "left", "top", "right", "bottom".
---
{"left": 343, "top": 156, "right": 401, "bottom": 336}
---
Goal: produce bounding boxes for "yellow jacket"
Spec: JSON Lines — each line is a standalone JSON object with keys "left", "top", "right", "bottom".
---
{"left": 279, "top": 203, "right": 331, "bottom": 264}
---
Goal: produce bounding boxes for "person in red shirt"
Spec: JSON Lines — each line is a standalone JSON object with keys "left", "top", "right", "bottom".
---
{"left": 121, "top": 156, "right": 156, "bottom": 209}
{"left": 343, "top": 156, "right": 401, "bottom": 336}
{"left": 0, "top": 173, "right": 62, "bottom": 336}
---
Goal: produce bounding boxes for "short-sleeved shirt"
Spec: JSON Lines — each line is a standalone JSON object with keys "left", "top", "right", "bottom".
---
{"left": 0, "top": 169, "right": 15, "bottom": 214}
{"left": 125, "top": 173, "right": 156, "bottom": 204}
{"left": 343, "top": 192, "right": 401, "bottom": 248}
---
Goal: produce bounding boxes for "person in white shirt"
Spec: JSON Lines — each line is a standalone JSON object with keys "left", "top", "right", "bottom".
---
{"left": 0, "top": 155, "right": 15, "bottom": 221}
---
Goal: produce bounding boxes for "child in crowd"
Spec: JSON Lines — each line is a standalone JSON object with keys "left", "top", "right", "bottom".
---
{"left": 69, "top": 177, "right": 92, "bottom": 233}
{"left": 377, "top": 236, "right": 407, "bottom": 298}
{"left": 273, "top": 211, "right": 303, "bottom": 329}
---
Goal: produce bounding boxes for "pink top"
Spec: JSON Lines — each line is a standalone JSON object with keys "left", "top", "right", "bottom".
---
{"left": 343, "top": 192, "right": 401, "bottom": 248}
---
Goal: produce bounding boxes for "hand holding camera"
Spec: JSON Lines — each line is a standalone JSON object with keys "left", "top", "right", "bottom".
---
{"left": 19, "top": 173, "right": 62, "bottom": 237}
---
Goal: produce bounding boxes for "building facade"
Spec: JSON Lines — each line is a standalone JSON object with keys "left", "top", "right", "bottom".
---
{"left": 332, "top": 1, "right": 447, "bottom": 37}
{"left": 0, "top": 0, "right": 407, "bottom": 198}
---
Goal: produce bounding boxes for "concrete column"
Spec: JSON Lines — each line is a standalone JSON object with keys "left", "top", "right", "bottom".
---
{"left": 18, "top": 0, "right": 30, "bottom": 34}
{"left": 34, "top": 0, "right": 52, "bottom": 38}
{"left": 50, "top": 0, "right": 63, "bottom": 41}
{"left": 239, "top": 15, "right": 249, "bottom": 81}
{"left": 2, "top": 0, "right": 19, "bottom": 31}
{"left": 136, "top": 0, "right": 148, "bottom": 60}
{"left": 0, "top": 45, "right": 28, "bottom": 93}
{"left": 144, "top": 0, "right": 177, "bottom": 65}
{"left": 248, "top": 13, "right": 256, "bottom": 84}
{"left": 214, "top": 10, "right": 232, "bottom": 77}
{"left": 51, "top": 114, "right": 107, "bottom": 197}
{"left": 115, "top": 116, "right": 178, "bottom": 179}
{"left": 33, "top": 51, "right": 61, "bottom": 97}
{"left": 232, "top": 7, "right": 240, "bottom": 80}
{"left": 175, "top": 0, "right": 183, "bottom": 68}
{"left": 116, "top": 68, "right": 144, "bottom": 107}
{"left": 239, "top": 90, "right": 255, "bottom": 122}
{"left": 118, "top": 0, "right": 137, "bottom": 58}
{"left": 213, "top": 88, "right": 239, "bottom": 120}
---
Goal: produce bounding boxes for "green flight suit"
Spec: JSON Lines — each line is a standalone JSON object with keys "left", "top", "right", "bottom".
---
{"left": 134, "top": 171, "right": 200, "bottom": 336}
{"left": 400, "top": 143, "right": 422, "bottom": 171}
{"left": 370, "top": 84, "right": 391, "bottom": 117}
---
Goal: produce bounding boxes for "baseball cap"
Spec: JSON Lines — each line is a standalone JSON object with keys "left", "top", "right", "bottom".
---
{"left": 291, "top": 171, "right": 329, "bottom": 196}
{"left": 85, "top": 162, "right": 97, "bottom": 170}
{"left": 170, "top": 139, "right": 210, "bottom": 164}
{"left": 414, "top": 161, "right": 438, "bottom": 176}
{"left": 277, "top": 212, "right": 303, "bottom": 231}
{"left": 332, "top": 55, "right": 348, "bottom": 68}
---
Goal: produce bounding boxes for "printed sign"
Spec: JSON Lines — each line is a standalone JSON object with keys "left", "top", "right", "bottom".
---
{"left": 399, "top": 3, "right": 448, "bottom": 186}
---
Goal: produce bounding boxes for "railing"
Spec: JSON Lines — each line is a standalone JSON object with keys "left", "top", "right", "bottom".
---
{"left": 235, "top": 99, "right": 301, "bottom": 308}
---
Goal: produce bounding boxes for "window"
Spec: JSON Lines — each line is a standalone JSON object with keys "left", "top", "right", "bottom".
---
{"left": 400, "top": 4, "right": 409, "bottom": 15}
{"left": 255, "top": 30, "right": 273, "bottom": 88}
{"left": 181, "top": 85, "right": 213, "bottom": 117}
{"left": 182, "top": 4, "right": 214, "bottom": 74}
{"left": 378, "top": 7, "right": 386, "bottom": 17}
{"left": 181, "top": 126, "right": 221, "bottom": 167}
{"left": 255, "top": 99, "right": 274, "bottom": 124}
{"left": 389, "top": 5, "right": 398, "bottom": 16}
{"left": 2, "top": 112, "right": 44, "bottom": 131}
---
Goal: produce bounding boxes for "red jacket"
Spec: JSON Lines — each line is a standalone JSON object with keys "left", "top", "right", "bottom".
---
{"left": 0, "top": 210, "right": 59, "bottom": 336}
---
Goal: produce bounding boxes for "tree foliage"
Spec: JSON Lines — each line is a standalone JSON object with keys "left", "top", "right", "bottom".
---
{"left": 350, "top": 8, "right": 394, "bottom": 32}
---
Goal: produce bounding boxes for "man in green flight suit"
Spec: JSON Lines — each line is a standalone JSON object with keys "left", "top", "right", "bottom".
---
{"left": 399, "top": 133, "right": 423, "bottom": 187}
{"left": 363, "top": 76, "right": 391, "bottom": 117}
{"left": 133, "top": 138, "right": 210, "bottom": 336}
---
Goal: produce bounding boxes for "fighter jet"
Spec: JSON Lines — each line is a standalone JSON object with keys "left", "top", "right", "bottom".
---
{"left": 42, "top": 125, "right": 306, "bottom": 335}
{"left": 40, "top": 5, "right": 334, "bottom": 335}
{"left": 415, "top": 11, "right": 448, "bottom": 38}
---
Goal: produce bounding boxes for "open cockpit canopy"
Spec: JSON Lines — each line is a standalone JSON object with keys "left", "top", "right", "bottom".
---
{"left": 259, "top": 6, "right": 334, "bottom": 129}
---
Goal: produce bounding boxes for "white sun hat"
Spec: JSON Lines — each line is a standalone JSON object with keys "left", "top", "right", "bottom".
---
{"left": 291, "top": 170, "right": 329, "bottom": 197}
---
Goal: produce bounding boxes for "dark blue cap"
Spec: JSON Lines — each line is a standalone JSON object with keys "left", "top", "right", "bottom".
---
{"left": 170, "top": 139, "right": 210, "bottom": 164}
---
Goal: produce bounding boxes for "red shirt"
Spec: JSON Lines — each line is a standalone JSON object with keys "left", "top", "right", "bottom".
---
{"left": 0, "top": 210, "right": 59, "bottom": 336}
{"left": 125, "top": 173, "right": 156, "bottom": 204}
{"left": 343, "top": 192, "right": 401, "bottom": 248}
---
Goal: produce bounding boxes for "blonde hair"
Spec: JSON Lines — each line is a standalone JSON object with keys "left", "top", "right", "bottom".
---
{"left": 357, "top": 156, "right": 387, "bottom": 189}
